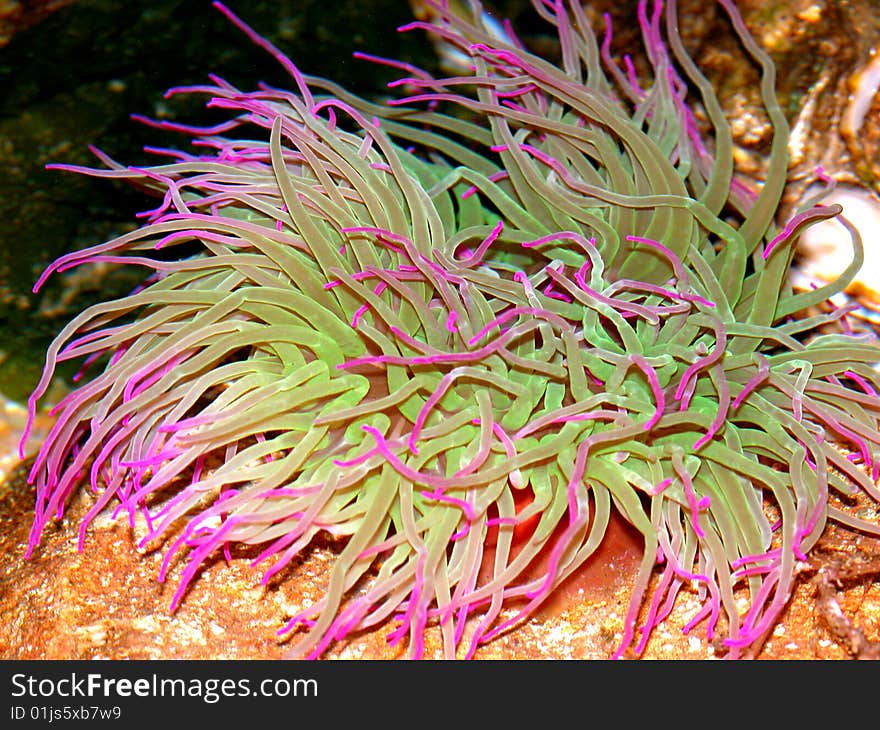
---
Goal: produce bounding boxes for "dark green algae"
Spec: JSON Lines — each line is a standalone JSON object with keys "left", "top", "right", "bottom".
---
{"left": 0, "top": 0, "right": 435, "bottom": 402}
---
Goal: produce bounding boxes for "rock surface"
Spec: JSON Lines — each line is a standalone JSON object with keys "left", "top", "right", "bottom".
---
{"left": 2, "top": 458, "right": 878, "bottom": 660}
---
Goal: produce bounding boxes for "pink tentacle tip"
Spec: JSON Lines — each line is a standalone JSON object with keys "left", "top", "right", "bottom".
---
{"left": 445, "top": 310, "right": 458, "bottom": 332}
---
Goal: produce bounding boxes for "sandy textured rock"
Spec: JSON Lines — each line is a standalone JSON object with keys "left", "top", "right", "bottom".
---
{"left": 2, "top": 457, "right": 878, "bottom": 661}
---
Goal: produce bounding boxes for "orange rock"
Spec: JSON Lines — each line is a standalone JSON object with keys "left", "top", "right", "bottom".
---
{"left": 2, "top": 456, "right": 878, "bottom": 660}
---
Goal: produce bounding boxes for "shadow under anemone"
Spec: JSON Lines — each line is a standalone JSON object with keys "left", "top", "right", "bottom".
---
{"left": 21, "top": 0, "right": 880, "bottom": 659}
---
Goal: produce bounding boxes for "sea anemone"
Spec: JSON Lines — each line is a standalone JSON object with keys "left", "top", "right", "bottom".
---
{"left": 22, "top": 0, "right": 880, "bottom": 659}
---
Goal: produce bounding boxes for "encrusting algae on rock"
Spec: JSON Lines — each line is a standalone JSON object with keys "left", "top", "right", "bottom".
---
{"left": 19, "top": 0, "right": 880, "bottom": 659}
